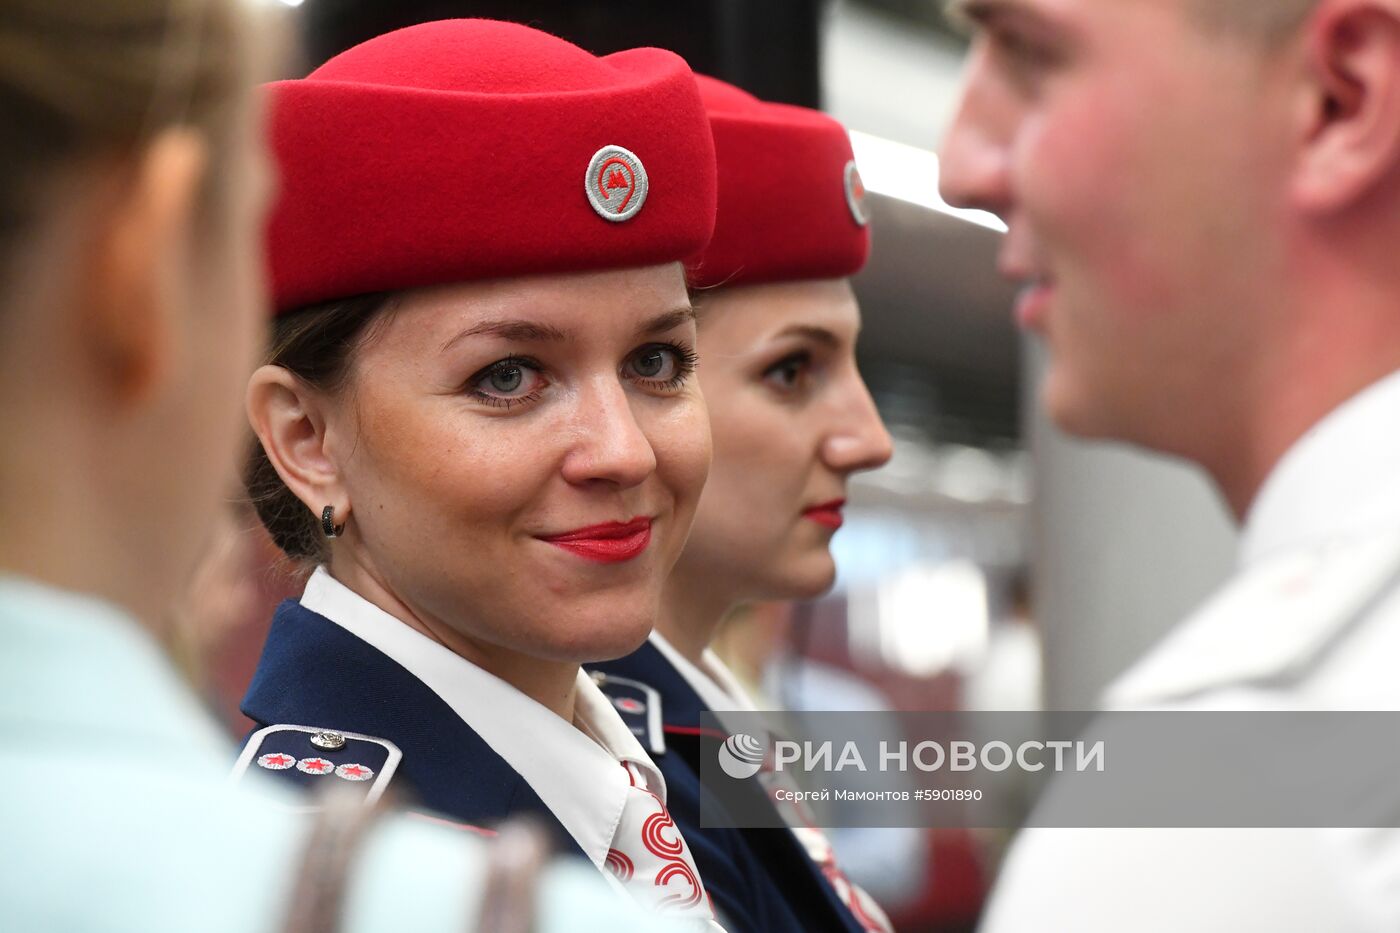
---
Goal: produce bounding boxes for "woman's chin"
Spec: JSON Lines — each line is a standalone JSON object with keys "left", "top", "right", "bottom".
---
{"left": 579, "top": 625, "right": 655, "bottom": 663}
{"left": 529, "top": 611, "right": 655, "bottom": 665}
{"left": 760, "top": 551, "right": 838, "bottom": 601}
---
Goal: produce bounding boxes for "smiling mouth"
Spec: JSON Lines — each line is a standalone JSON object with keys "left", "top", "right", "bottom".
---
{"left": 1014, "top": 278, "right": 1055, "bottom": 331}
{"left": 537, "top": 517, "right": 653, "bottom": 564}
{"left": 803, "top": 499, "right": 846, "bottom": 530}
{"left": 999, "top": 248, "right": 1056, "bottom": 332}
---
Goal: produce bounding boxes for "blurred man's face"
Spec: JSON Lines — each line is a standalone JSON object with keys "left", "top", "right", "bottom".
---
{"left": 940, "top": 0, "right": 1296, "bottom": 449}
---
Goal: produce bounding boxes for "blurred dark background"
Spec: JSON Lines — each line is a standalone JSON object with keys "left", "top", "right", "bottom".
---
{"left": 298, "top": 0, "right": 824, "bottom": 105}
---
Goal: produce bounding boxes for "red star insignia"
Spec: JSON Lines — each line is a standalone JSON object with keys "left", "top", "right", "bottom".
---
{"left": 297, "top": 757, "right": 333, "bottom": 774}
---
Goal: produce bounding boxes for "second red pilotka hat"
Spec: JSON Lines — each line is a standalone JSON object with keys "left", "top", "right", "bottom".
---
{"left": 687, "top": 74, "right": 871, "bottom": 290}
{"left": 265, "top": 19, "right": 719, "bottom": 313}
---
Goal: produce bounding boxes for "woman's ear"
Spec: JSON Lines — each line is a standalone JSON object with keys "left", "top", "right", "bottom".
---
{"left": 83, "top": 127, "right": 209, "bottom": 405}
{"left": 246, "top": 364, "right": 350, "bottom": 522}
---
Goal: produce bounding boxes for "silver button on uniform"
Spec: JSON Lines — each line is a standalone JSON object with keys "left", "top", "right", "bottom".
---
{"left": 310, "top": 731, "right": 346, "bottom": 751}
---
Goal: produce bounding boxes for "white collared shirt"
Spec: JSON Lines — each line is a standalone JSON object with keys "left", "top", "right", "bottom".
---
{"left": 984, "top": 369, "right": 1400, "bottom": 933}
{"left": 301, "top": 567, "right": 672, "bottom": 872}
{"left": 650, "top": 631, "right": 757, "bottom": 715}
{"left": 1105, "top": 368, "right": 1400, "bottom": 709}
{"left": 1241, "top": 368, "right": 1400, "bottom": 568}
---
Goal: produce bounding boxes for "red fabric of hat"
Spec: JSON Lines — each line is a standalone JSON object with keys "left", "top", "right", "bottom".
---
{"left": 267, "top": 19, "right": 717, "bottom": 313}
{"left": 687, "top": 75, "right": 870, "bottom": 290}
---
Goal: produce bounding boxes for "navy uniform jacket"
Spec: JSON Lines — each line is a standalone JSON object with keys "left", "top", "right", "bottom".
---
{"left": 240, "top": 599, "right": 584, "bottom": 858}
{"left": 591, "top": 641, "right": 871, "bottom": 933}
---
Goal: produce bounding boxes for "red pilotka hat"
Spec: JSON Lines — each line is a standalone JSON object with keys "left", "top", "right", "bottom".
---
{"left": 687, "top": 74, "right": 871, "bottom": 290}
{"left": 266, "top": 19, "right": 718, "bottom": 313}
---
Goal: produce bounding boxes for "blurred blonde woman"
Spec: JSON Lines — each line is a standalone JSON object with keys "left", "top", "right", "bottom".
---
{"left": 0, "top": 3, "right": 672, "bottom": 930}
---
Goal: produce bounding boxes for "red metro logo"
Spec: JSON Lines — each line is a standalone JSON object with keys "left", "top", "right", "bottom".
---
{"left": 844, "top": 160, "right": 870, "bottom": 228}
{"left": 586, "top": 145, "right": 649, "bottom": 222}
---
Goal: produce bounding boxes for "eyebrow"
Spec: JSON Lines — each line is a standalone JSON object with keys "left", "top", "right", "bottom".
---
{"left": 945, "top": 0, "right": 1059, "bottom": 34}
{"left": 773, "top": 324, "right": 841, "bottom": 348}
{"left": 637, "top": 306, "right": 698, "bottom": 338}
{"left": 438, "top": 306, "right": 696, "bottom": 354}
{"left": 439, "top": 319, "right": 568, "bottom": 353}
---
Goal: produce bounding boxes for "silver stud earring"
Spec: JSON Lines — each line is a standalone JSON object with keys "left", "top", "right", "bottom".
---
{"left": 321, "top": 505, "right": 345, "bottom": 538}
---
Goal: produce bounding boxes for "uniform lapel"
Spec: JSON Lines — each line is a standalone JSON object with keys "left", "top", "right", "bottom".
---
{"left": 242, "top": 600, "right": 583, "bottom": 857}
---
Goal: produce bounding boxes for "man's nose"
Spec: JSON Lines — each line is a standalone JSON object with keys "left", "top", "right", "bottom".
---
{"left": 938, "top": 47, "right": 1015, "bottom": 217}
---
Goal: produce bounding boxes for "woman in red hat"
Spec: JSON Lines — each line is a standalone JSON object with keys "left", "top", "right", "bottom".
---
{"left": 236, "top": 19, "right": 723, "bottom": 927}
{"left": 589, "top": 76, "right": 896, "bottom": 933}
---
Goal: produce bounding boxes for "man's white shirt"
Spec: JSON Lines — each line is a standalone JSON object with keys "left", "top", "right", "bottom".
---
{"left": 982, "top": 370, "right": 1400, "bottom": 932}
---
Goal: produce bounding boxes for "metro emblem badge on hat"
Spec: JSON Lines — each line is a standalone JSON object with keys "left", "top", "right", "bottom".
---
{"left": 587, "top": 145, "right": 649, "bottom": 222}
{"left": 844, "top": 160, "right": 870, "bottom": 227}
{"left": 688, "top": 74, "right": 871, "bottom": 289}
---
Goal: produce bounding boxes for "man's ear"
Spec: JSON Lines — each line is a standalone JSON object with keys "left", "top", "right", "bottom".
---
{"left": 83, "top": 127, "right": 209, "bottom": 405}
{"left": 1292, "top": 0, "right": 1400, "bottom": 212}
{"left": 246, "top": 364, "right": 350, "bottom": 522}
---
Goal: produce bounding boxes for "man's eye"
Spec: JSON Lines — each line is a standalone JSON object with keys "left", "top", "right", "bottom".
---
{"left": 993, "top": 28, "right": 1062, "bottom": 71}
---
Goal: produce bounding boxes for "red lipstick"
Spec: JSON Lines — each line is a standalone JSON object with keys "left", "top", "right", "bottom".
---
{"left": 539, "top": 517, "right": 652, "bottom": 564}
{"left": 804, "top": 499, "right": 846, "bottom": 530}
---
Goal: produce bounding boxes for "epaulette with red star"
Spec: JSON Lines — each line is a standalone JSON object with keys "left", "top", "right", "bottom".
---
{"left": 589, "top": 670, "right": 665, "bottom": 757}
{"left": 232, "top": 724, "right": 401, "bottom": 805}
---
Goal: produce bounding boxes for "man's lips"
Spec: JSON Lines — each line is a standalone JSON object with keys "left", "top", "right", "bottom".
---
{"left": 803, "top": 499, "right": 846, "bottom": 530}
{"left": 999, "top": 252, "right": 1055, "bottom": 332}
{"left": 1014, "top": 280, "right": 1054, "bottom": 331}
{"left": 537, "top": 517, "right": 653, "bottom": 564}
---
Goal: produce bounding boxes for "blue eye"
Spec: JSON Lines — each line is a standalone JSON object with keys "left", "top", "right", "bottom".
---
{"left": 633, "top": 348, "right": 669, "bottom": 378}
{"left": 626, "top": 343, "right": 698, "bottom": 390}
{"left": 467, "top": 357, "right": 547, "bottom": 408}
{"left": 487, "top": 365, "right": 524, "bottom": 393}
